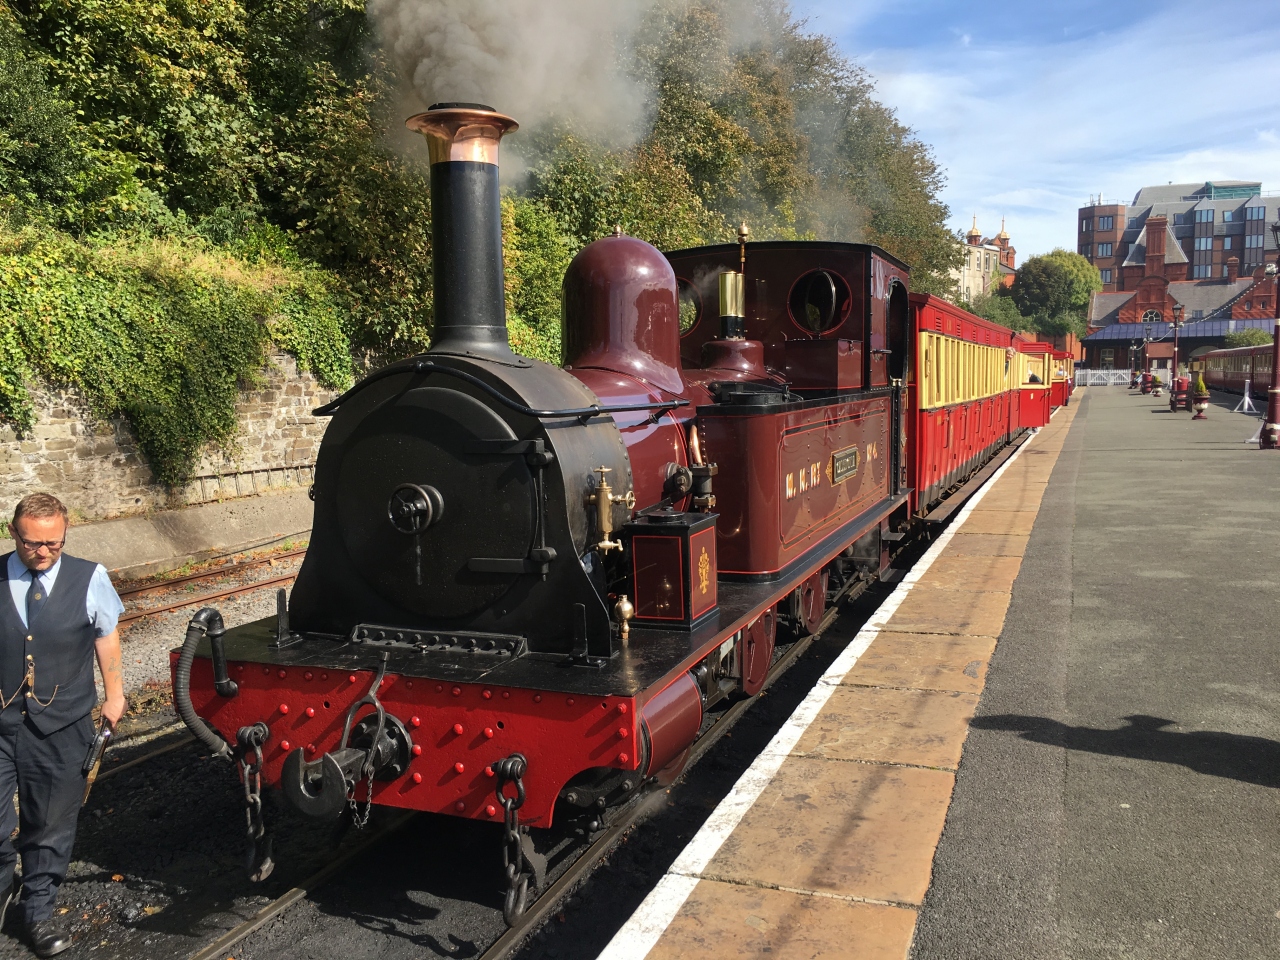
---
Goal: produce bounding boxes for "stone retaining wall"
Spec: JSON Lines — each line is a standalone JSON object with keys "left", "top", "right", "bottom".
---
{"left": 0, "top": 354, "right": 337, "bottom": 522}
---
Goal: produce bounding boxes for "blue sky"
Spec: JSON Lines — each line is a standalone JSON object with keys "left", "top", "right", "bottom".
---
{"left": 794, "top": 0, "right": 1280, "bottom": 259}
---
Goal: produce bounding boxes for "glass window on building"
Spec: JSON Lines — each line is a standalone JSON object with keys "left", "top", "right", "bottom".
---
{"left": 1100, "top": 268, "right": 1112, "bottom": 283}
{"left": 1127, "top": 217, "right": 1138, "bottom": 228}
{"left": 1223, "top": 210, "right": 1234, "bottom": 222}
{"left": 1081, "top": 218, "right": 1091, "bottom": 231}
{"left": 1097, "top": 242, "right": 1113, "bottom": 257}
{"left": 1223, "top": 236, "right": 1233, "bottom": 249}
{"left": 1098, "top": 215, "right": 1114, "bottom": 230}
{"left": 1192, "top": 264, "right": 1211, "bottom": 278}
{"left": 1101, "top": 348, "right": 1115, "bottom": 369}
{"left": 1194, "top": 208, "right": 1214, "bottom": 223}
{"left": 1194, "top": 237, "right": 1211, "bottom": 250}
{"left": 1246, "top": 206, "right": 1265, "bottom": 220}
{"left": 1245, "top": 234, "right": 1264, "bottom": 248}
{"left": 1080, "top": 243, "right": 1091, "bottom": 256}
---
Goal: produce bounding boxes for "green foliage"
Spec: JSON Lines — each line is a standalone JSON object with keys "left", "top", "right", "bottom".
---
{"left": 1011, "top": 256, "right": 1074, "bottom": 319}
{"left": 1192, "top": 372, "right": 1208, "bottom": 395}
{"left": 502, "top": 195, "right": 575, "bottom": 364}
{"left": 1223, "top": 328, "right": 1273, "bottom": 348}
{"left": 0, "top": 216, "right": 351, "bottom": 486}
{"left": 969, "top": 289, "right": 1031, "bottom": 331}
{"left": 1010, "top": 251, "right": 1092, "bottom": 337}
{"left": 0, "top": 7, "right": 81, "bottom": 206}
{"left": 1039, "top": 248, "right": 1102, "bottom": 310}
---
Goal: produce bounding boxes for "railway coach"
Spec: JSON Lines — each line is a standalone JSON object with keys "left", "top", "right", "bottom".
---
{"left": 1201, "top": 343, "right": 1274, "bottom": 401}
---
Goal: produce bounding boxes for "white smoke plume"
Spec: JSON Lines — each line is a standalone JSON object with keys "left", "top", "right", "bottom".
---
{"left": 368, "top": 0, "right": 654, "bottom": 142}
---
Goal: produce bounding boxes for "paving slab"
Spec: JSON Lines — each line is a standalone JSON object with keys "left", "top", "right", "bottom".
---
{"left": 793, "top": 686, "right": 979, "bottom": 769}
{"left": 839, "top": 632, "right": 996, "bottom": 695}
{"left": 939, "top": 533, "right": 1031, "bottom": 556}
{"left": 706, "top": 757, "right": 955, "bottom": 905}
{"left": 921, "top": 556, "right": 1024, "bottom": 593}
{"left": 885, "top": 585, "right": 1013, "bottom": 638}
{"left": 646, "top": 880, "right": 918, "bottom": 960}
{"left": 951, "top": 509, "right": 1039, "bottom": 535}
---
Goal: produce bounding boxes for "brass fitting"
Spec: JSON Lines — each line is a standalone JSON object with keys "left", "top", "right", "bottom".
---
{"left": 613, "top": 594, "right": 635, "bottom": 641}
{"left": 586, "top": 466, "right": 635, "bottom": 554}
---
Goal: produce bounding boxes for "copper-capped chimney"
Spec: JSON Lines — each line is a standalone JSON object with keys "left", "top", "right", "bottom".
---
{"left": 406, "top": 103, "right": 519, "bottom": 358}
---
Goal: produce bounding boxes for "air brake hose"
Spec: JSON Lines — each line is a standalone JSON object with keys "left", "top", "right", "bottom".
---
{"left": 175, "top": 607, "right": 234, "bottom": 761}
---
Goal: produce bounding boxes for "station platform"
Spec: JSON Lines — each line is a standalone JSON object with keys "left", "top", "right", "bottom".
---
{"left": 602, "top": 386, "right": 1280, "bottom": 959}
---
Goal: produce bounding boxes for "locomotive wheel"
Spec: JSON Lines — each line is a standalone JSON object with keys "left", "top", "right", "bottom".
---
{"left": 741, "top": 604, "right": 777, "bottom": 696}
{"left": 796, "top": 569, "right": 828, "bottom": 636}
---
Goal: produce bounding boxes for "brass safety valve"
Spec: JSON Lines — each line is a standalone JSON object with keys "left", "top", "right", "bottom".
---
{"left": 586, "top": 466, "right": 635, "bottom": 554}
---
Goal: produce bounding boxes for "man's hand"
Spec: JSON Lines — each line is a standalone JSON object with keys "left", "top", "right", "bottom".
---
{"left": 100, "top": 694, "right": 127, "bottom": 729}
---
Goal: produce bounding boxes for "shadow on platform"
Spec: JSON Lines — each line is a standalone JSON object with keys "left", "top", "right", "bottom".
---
{"left": 970, "top": 714, "right": 1280, "bottom": 788}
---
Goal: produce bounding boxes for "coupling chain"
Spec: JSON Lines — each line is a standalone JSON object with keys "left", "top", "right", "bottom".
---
{"left": 495, "top": 753, "right": 529, "bottom": 927}
{"left": 236, "top": 723, "right": 274, "bottom": 881}
{"left": 347, "top": 771, "right": 375, "bottom": 830}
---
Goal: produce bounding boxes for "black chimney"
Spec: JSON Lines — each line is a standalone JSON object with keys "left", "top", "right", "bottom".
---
{"left": 406, "top": 103, "right": 519, "bottom": 358}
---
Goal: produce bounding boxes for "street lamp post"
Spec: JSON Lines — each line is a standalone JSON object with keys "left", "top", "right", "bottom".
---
{"left": 1261, "top": 219, "right": 1280, "bottom": 449}
{"left": 1171, "top": 302, "right": 1183, "bottom": 380}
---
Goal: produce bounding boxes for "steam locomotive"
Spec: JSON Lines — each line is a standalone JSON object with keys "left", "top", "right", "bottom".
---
{"left": 172, "top": 103, "right": 1060, "bottom": 919}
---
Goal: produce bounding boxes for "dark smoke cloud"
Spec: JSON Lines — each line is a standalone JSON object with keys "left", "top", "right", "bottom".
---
{"left": 368, "top": 0, "right": 654, "bottom": 140}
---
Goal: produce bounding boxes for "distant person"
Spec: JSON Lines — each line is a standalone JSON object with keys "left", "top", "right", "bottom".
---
{"left": 2, "top": 493, "right": 125, "bottom": 957}
{"left": 1027, "top": 369, "right": 1043, "bottom": 384}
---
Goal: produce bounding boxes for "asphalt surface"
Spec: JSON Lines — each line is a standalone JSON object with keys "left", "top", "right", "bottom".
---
{"left": 913, "top": 387, "right": 1280, "bottom": 960}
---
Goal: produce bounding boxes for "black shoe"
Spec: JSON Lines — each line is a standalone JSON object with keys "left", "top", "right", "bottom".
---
{"left": 27, "top": 919, "right": 71, "bottom": 958}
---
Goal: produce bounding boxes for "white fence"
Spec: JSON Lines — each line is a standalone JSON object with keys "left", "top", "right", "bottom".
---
{"left": 1075, "top": 368, "right": 1131, "bottom": 386}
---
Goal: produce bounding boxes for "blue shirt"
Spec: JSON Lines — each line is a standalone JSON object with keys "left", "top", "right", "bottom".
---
{"left": 6, "top": 552, "right": 124, "bottom": 637}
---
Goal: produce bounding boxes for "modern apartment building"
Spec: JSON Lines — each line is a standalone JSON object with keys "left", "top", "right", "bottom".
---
{"left": 1078, "top": 182, "right": 1277, "bottom": 292}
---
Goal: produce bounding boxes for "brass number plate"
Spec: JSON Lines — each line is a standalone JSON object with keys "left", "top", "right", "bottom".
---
{"left": 830, "top": 444, "right": 860, "bottom": 484}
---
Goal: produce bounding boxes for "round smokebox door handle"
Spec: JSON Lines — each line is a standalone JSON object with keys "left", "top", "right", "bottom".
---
{"left": 388, "top": 483, "right": 445, "bottom": 534}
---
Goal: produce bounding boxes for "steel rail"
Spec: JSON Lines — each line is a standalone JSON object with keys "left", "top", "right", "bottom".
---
{"left": 119, "top": 573, "right": 298, "bottom": 626}
{"left": 117, "top": 548, "right": 307, "bottom": 600}
{"left": 185, "top": 811, "right": 417, "bottom": 960}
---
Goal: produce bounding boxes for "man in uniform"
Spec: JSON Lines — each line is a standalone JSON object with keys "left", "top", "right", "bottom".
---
{"left": 2, "top": 494, "right": 126, "bottom": 956}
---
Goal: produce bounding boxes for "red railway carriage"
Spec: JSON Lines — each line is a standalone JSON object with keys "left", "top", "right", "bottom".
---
{"left": 1201, "top": 344, "right": 1275, "bottom": 400}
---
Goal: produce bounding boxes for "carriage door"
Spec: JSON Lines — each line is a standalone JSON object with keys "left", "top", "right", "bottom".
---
{"left": 887, "top": 280, "right": 910, "bottom": 495}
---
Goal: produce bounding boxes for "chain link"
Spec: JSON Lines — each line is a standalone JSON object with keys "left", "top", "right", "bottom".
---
{"left": 347, "top": 772, "right": 375, "bottom": 830}
{"left": 237, "top": 730, "right": 274, "bottom": 881}
{"left": 495, "top": 754, "right": 529, "bottom": 926}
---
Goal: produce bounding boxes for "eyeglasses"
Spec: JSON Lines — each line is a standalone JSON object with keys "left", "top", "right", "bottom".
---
{"left": 14, "top": 536, "right": 65, "bottom": 552}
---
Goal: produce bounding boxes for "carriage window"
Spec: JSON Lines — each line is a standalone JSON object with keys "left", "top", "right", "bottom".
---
{"left": 788, "top": 269, "right": 851, "bottom": 334}
{"left": 676, "top": 279, "right": 701, "bottom": 336}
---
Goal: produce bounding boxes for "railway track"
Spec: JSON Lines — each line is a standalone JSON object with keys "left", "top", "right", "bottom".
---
{"left": 116, "top": 548, "right": 307, "bottom": 626}
{"left": 173, "top": 578, "right": 869, "bottom": 960}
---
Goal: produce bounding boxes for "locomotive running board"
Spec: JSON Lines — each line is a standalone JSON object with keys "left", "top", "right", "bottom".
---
{"left": 920, "top": 432, "right": 1031, "bottom": 527}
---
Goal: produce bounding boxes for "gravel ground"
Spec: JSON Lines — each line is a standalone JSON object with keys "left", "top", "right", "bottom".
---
{"left": 108, "top": 550, "right": 305, "bottom": 710}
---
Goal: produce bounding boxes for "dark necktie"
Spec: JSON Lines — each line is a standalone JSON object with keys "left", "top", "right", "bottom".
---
{"left": 26, "top": 570, "right": 46, "bottom": 625}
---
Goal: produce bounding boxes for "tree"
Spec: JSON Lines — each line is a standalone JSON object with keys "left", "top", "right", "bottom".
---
{"left": 970, "top": 289, "right": 1030, "bottom": 331}
{"left": 1223, "top": 328, "right": 1274, "bottom": 348}
{"left": 1011, "top": 256, "right": 1075, "bottom": 320}
{"left": 1040, "top": 248, "right": 1102, "bottom": 311}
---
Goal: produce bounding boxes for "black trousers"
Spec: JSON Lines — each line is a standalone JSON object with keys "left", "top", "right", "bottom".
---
{"left": 0, "top": 705, "right": 93, "bottom": 925}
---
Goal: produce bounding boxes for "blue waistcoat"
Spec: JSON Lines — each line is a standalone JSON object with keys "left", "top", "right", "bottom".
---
{"left": 0, "top": 553, "right": 99, "bottom": 734}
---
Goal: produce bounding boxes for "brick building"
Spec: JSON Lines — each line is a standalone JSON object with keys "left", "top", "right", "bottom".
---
{"left": 1078, "top": 182, "right": 1278, "bottom": 292}
{"left": 951, "top": 217, "right": 1016, "bottom": 302}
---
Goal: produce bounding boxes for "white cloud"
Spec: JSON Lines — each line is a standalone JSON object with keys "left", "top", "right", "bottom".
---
{"left": 798, "top": 1, "right": 1280, "bottom": 259}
